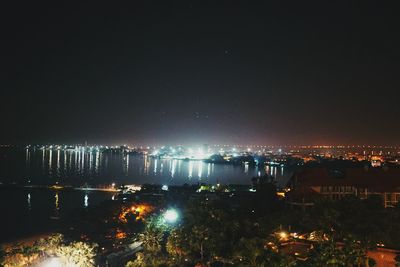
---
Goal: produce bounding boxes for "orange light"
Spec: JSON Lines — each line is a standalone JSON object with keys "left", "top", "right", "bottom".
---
{"left": 115, "top": 231, "right": 127, "bottom": 239}
{"left": 276, "top": 192, "right": 285, "bottom": 198}
{"left": 279, "top": 231, "right": 288, "bottom": 240}
{"left": 119, "top": 203, "right": 154, "bottom": 223}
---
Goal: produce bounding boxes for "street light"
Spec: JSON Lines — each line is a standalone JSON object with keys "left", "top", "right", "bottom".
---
{"left": 163, "top": 208, "right": 179, "bottom": 223}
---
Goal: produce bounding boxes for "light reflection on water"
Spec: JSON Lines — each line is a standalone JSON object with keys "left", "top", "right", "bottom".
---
{"left": 1, "top": 149, "right": 291, "bottom": 187}
{"left": 27, "top": 193, "right": 31, "bottom": 210}
{"left": 0, "top": 188, "right": 113, "bottom": 242}
{"left": 0, "top": 149, "right": 293, "bottom": 241}
{"left": 84, "top": 194, "right": 89, "bottom": 208}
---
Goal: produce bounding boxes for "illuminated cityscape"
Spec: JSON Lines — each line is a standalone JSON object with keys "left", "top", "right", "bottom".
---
{"left": 1, "top": 1, "right": 400, "bottom": 267}
{"left": 1, "top": 143, "right": 400, "bottom": 266}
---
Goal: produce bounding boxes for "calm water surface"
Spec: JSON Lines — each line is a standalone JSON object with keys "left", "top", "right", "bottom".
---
{"left": 0, "top": 148, "right": 289, "bottom": 186}
{"left": 0, "top": 148, "right": 291, "bottom": 241}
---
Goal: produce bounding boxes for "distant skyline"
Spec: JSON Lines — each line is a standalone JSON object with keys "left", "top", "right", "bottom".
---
{"left": 5, "top": 143, "right": 400, "bottom": 150}
{"left": 2, "top": 1, "right": 399, "bottom": 145}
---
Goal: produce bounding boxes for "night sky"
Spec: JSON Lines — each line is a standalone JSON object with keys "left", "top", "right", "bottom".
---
{"left": 1, "top": 1, "right": 399, "bottom": 146}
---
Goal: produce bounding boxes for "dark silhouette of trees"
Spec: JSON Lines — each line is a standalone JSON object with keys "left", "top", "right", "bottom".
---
{"left": 251, "top": 175, "right": 281, "bottom": 216}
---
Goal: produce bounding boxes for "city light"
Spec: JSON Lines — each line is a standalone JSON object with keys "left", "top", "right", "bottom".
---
{"left": 119, "top": 203, "right": 154, "bottom": 223}
{"left": 279, "top": 231, "right": 289, "bottom": 240}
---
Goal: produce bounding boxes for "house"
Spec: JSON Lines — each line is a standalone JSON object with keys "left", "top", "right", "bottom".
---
{"left": 287, "top": 166, "right": 400, "bottom": 208}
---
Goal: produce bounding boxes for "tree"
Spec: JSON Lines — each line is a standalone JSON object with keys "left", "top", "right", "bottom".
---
{"left": 55, "top": 241, "right": 98, "bottom": 267}
{"left": 233, "top": 237, "right": 268, "bottom": 266}
{"left": 127, "top": 215, "right": 171, "bottom": 266}
{"left": 139, "top": 226, "right": 164, "bottom": 254}
{"left": 19, "top": 245, "right": 40, "bottom": 265}
{"left": 35, "top": 233, "right": 64, "bottom": 255}
{"left": 125, "top": 252, "right": 172, "bottom": 267}
{"left": 0, "top": 246, "right": 4, "bottom": 267}
{"left": 166, "top": 228, "right": 189, "bottom": 264}
{"left": 251, "top": 175, "right": 281, "bottom": 216}
{"left": 233, "top": 237, "right": 295, "bottom": 267}
{"left": 394, "top": 254, "right": 400, "bottom": 267}
{"left": 301, "top": 198, "right": 340, "bottom": 238}
{"left": 179, "top": 199, "right": 240, "bottom": 263}
{"left": 342, "top": 237, "right": 366, "bottom": 267}
{"left": 306, "top": 240, "right": 346, "bottom": 267}
{"left": 1, "top": 234, "right": 98, "bottom": 267}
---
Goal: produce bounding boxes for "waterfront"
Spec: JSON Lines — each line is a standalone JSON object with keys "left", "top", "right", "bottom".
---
{"left": 0, "top": 148, "right": 290, "bottom": 242}
{"left": 0, "top": 148, "right": 289, "bottom": 186}
{"left": 0, "top": 188, "right": 113, "bottom": 242}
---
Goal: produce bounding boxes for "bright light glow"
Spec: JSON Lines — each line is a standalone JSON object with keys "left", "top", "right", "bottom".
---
{"left": 164, "top": 208, "right": 179, "bottom": 223}
{"left": 276, "top": 192, "right": 285, "bottom": 198}
{"left": 162, "top": 185, "right": 169, "bottom": 191}
{"left": 279, "top": 231, "right": 288, "bottom": 239}
{"left": 119, "top": 203, "right": 154, "bottom": 223}
{"left": 84, "top": 194, "right": 89, "bottom": 207}
{"left": 41, "top": 257, "right": 62, "bottom": 267}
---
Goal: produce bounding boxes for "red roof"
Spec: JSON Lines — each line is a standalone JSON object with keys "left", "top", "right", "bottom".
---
{"left": 293, "top": 167, "right": 400, "bottom": 192}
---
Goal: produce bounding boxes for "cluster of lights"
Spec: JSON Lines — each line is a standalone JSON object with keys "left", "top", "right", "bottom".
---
{"left": 118, "top": 203, "right": 154, "bottom": 223}
{"left": 150, "top": 146, "right": 212, "bottom": 160}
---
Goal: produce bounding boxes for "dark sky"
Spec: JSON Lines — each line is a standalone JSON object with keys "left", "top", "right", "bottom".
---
{"left": 1, "top": 1, "right": 399, "bottom": 146}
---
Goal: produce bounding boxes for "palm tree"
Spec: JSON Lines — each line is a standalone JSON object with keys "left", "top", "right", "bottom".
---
{"left": 55, "top": 241, "right": 98, "bottom": 267}
{"left": 139, "top": 225, "right": 164, "bottom": 254}
{"left": 306, "top": 240, "right": 345, "bottom": 267}
{"left": 233, "top": 237, "right": 295, "bottom": 267}
{"left": 342, "top": 237, "right": 366, "bottom": 267}
{"left": 233, "top": 237, "right": 267, "bottom": 266}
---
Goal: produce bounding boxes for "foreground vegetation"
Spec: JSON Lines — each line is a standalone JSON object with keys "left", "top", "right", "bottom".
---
{"left": 126, "top": 176, "right": 400, "bottom": 266}
{"left": 2, "top": 175, "right": 400, "bottom": 266}
{"left": 0, "top": 234, "right": 97, "bottom": 267}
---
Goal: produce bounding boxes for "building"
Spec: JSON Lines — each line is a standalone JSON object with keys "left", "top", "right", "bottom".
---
{"left": 279, "top": 240, "right": 399, "bottom": 266}
{"left": 287, "top": 166, "right": 400, "bottom": 208}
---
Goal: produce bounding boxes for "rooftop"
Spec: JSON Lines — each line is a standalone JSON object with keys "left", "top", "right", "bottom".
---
{"left": 292, "top": 166, "right": 400, "bottom": 192}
